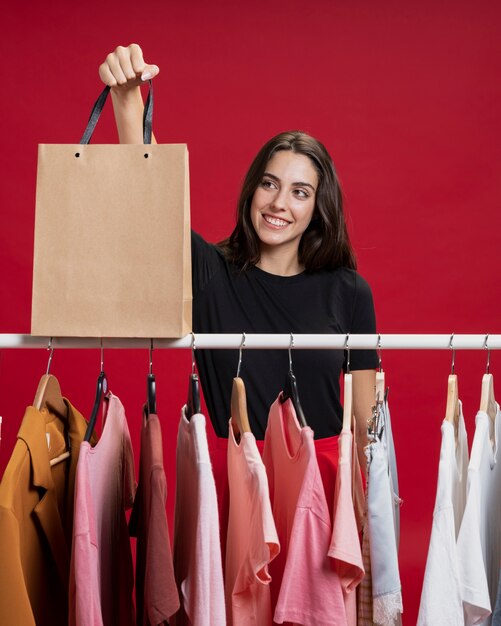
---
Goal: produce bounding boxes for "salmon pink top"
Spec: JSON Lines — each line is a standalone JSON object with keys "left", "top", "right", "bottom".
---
{"left": 225, "top": 421, "right": 280, "bottom": 625}
{"left": 262, "top": 396, "right": 347, "bottom": 626}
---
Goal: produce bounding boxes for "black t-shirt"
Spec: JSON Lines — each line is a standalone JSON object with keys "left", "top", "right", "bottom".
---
{"left": 191, "top": 231, "right": 378, "bottom": 439}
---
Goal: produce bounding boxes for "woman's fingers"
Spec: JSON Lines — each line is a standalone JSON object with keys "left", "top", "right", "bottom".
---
{"left": 98, "top": 43, "right": 160, "bottom": 88}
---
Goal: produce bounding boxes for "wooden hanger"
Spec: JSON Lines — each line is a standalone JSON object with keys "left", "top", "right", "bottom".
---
{"left": 480, "top": 373, "right": 497, "bottom": 424}
{"left": 445, "top": 374, "right": 460, "bottom": 442}
{"left": 34, "top": 374, "right": 68, "bottom": 418}
{"left": 444, "top": 335, "right": 460, "bottom": 441}
{"left": 231, "top": 377, "right": 251, "bottom": 441}
{"left": 480, "top": 335, "right": 497, "bottom": 424}
{"left": 34, "top": 340, "right": 70, "bottom": 466}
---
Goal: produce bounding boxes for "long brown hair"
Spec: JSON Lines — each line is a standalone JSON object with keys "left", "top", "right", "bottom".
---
{"left": 218, "top": 130, "right": 356, "bottom": 271}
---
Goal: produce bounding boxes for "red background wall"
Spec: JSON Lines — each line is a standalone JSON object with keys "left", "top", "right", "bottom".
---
{"left": 1, "top": 1, "right": 500, "bottom": 622}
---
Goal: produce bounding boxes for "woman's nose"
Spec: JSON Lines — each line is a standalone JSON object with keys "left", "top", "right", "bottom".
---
{"left": 270, "top": 188, "right": 287, "bottom": 211}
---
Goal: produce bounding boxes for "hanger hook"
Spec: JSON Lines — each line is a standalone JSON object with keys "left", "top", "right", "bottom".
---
{"left": 484, "top": 334, "right": 491, "bottom": 375}
{"left": 149, "top": 339, "right": 154, "bottom": 375}
{"left": 449, "top": 333, "right": 455, "bottom": 375}
{"left": 345, "top": 333, "right": 351, "bottom": 374}
{"left": 377, "top": 333, "right": 382, "bottom": 372}
{"left": 288, "top": 332, "right": 294, "bottom": 372}
{"left": 236, "top": 332, "right": 246, "bottom": 378}
{"left": 191, "top": 332, "right": 196, "bottom": 374}
{"left": 100, "top": 338, "right": 104, "bottom": 372}
{"left": 46, "top": 337, "right": 54, "bottom": 375}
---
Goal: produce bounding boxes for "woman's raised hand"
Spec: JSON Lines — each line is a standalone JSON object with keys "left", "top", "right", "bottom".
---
{"left": 99, "top": 43, "right": 159, "bottom": 91}
{"left": 98, "top": 44, "right": 159, "bottom": 143}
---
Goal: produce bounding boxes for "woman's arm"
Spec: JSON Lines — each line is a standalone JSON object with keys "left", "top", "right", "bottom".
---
{"left": 98, "top": 43, "right": 159, "bottom": 144}
{"left": 352, "top": 368, "right": 376, "bottom": 477}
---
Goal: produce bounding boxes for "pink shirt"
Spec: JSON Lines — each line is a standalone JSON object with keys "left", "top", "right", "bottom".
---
{"left": 69, "top": 393, "right": 136, "bottom": 626}
{"left": 129, "top": 411, "right": 180, "bottom": 625}
{"left": 328, "top": 429, "right": 364, "bottom": 626}
{"left": 171, "top": 409, "right": 226, "bottom": 626}
{"left": 263, "top": 396, "right": 347, "bottom": 626}
{"left": 225, "top": 421, "right": 280, "bottom": 625}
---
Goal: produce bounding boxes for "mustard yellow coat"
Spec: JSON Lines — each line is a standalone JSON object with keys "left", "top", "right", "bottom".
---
{"left": 0, "top": 400, "right": 90, "bottom": 625}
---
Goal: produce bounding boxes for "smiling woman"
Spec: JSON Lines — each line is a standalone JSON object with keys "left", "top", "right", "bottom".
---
{"left": 101, "top": 43, "right": 378, "bottom": 464}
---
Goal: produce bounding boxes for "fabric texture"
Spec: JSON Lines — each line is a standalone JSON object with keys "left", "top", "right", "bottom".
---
{"left": 69, "top": 392, "right": 136, "bottom": 626}
{"left": 328, "top": 428, "right": 365, "bottom": 626}
{"left": 358, "top": 503, "right": 374, "bottom": 626}
{"left": 0, "top": 400, "right": 89, "bottom": 626}
{"left": 262, "top": 395, "right": 347, "bottom": 626}
{"left": 129, "top": 410, "right": 180, "bottom": 625}
{"left": 457, "top": 406, "right": 501, "bottom": 626}
{"left": 493, "top": 568, "right": 501, "bottom": 626}
{"left": 365, "top": 399, "right": 403, "bottom": 626}
{"left": 191, "top": 230, "right": 378, "bottom": 439}
{"left": 417, "top": 406, "right": 469, "bottom": 626}
{"left": 225, "top": 421, "right": 280, "bottom": 625}
{"left": 171, "top": 409, "right": 226, "bottom": 626}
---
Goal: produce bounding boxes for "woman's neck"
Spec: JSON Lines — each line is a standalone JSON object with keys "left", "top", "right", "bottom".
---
{"left": 257, "top": 246, "right": 304, "bottom": 277}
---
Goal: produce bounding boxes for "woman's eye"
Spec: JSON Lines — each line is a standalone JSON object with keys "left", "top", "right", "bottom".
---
{"left": 294, "top": 188, "right": 309, "bottom": 199}
{"left": 261, "top": 179, "right": 276, "bottom": 189}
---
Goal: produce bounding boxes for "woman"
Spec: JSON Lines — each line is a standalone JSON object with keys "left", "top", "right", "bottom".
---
{"left": 99, "top": 44, "right": 378, "bottom": 471}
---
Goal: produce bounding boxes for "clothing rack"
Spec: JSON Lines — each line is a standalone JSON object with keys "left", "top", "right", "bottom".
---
{"left": 0, "top": 333, "right": 500, "bottom": 350}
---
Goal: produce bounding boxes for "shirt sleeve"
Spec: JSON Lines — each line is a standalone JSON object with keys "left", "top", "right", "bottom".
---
{"left": 345, "top": 273, "right": 379, "bottom": 371}
{"left": 191, "top": 230, "right": 224, "bottom": 297}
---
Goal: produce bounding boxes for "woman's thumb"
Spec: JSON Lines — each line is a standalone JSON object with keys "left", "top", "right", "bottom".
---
{"left": 140, "top": 64, "right": 160, "bottom": 81}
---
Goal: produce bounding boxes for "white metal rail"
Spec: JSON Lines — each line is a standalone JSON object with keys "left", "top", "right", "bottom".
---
{"left": 0, "top": 334, "right": 500, "bottom": 350}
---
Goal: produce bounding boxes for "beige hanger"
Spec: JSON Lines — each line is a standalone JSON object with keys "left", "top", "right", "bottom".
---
{"left": 445, "top": 335, "right": 460, "bottom": 442}
{"left": 480, "top": 335, "right": 497, "bottom": 424}
{"left": 231, "top": 377, "right": 252, "bottom": 440}
{"left": 376, "top": 370, "right": 385, "bottom": 407}
{"left": 230, "top": 334, "right": 252, "bottom": 441}
{"left": 445, "top": 375, "right": 460, "bottom": 440}
{"left": 33, "top": 339, "right": 70, "bottom": 466}
{"left": 480, "top": 373, "right": 496, "bottom": 423}
{"left": 34, "top": 374, "right": 67, "bottom": 418}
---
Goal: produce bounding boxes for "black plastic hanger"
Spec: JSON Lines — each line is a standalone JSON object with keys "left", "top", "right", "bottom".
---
{"left": 186, "top": 333, "right": 200, "bottom": 420}
{"left": 280, "top": 333, "right": 308, "bottom": 428}
{"left": 84, "top": 340, "right": 108, "bottom": 442}
{"left": 147, "top": 339, "right": 157, "bottom": 417}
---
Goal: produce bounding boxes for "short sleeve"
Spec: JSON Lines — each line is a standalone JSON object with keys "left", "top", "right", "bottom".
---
{"left": 346, "top": 273, "right": 379, "bottom": 371}
{"left": 191, "top": 230, "right": 224, "bottom": 297}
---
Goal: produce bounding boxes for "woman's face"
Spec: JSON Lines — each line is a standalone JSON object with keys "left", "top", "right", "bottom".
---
{"left": 250, "top": 150, "right": 318, "bottom": 258}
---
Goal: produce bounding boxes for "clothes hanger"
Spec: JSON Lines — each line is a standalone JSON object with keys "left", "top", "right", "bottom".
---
{"left": 230, "top": 333, "right": 252, "bottom": 441}
{"left": 186, "top": 332, "right": 201, "bottom": 420}
{"left": 84, "top": 339, "right": 108, "bottom": 443}
{"left": 33, "top": 338, "right": 70, "bottom": 466}
{"left": 480, "top": 334, "right": 497, "bottom": 424}
{"left": 34, "top": 338, "right": 68, "bottom": 419}
{"left": 280, "top": 332, "right": 308, "bottom": 428}
{"left": 445, "top": 333, "right": 460, "bottom": 442}
{"left": 368, "top": 334, "right": 385, "bottom": 441}
{"left": 342, "top": 334, "right": 353, "bottom": 431}
{"left": 146, "top": 339, "right": 157, "bottom": 417}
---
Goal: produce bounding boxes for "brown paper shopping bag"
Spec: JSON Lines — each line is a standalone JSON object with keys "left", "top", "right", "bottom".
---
{"left": 31, "top": 82, "right": 192, "bottom": 338}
